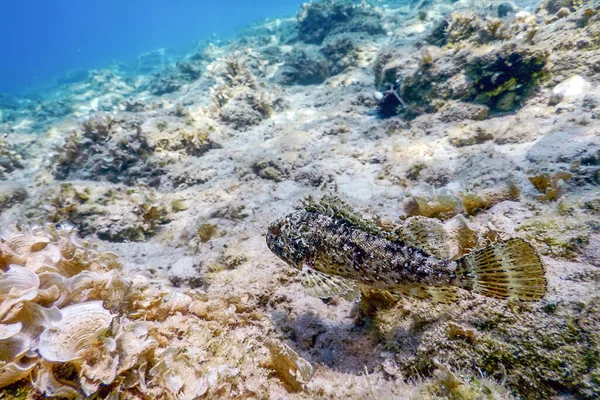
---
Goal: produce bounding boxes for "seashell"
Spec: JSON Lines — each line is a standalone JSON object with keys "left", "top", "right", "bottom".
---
{"left": 148, "top": 348, "right": 186, "bottom": 395}
{"left": 4, "top": 234, "right": 38, "bottom": 255}
{"left": 79, "top": 336, "right": 120, "bottom": 395}
{"left": 30, "top": 237, "right": 51, "bottom": 252}
{"left": 11, "top": 303, "right": 61, "bottom": 339}
{"left": 265, "top": 339, "right": 314, "bottom": 392}
{"left": 38, "top": 272, "right": 69, "bottom": 306}
{"left": 0, "top": 358, "right": 37, "bottom": 389}
{"left": 0, "top": 322, "right": 22, "bottom": 340}
{"left": 57, "top": 251, "right": 92, "bottom": 277}
{"left": 38, "top": 301, "right": 114, "bottom": 362}
{"left": 0, "top": 332, "right": 31, "bottom": 362}
{"left": 24, "top": 250, "right": 60, "bottom": 273}
{"left": 34, "top": 360, "right": 81, "bottom": 398}
{"left": 0, "top": 265, "right": 40, "bottom": 300}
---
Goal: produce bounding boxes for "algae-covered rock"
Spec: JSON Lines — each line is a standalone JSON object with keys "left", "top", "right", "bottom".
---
{"left": 52, "top": 113, "right": 163, "bottom": 186}
{"left": 297, "top": 0, "right": 384, "bottom": 44}
{"left": 276, "top": 48, "right": 331, "bottom": 85}
{"left": 0, "top": 182, "right": 27, "bottom": 212}
{"left": 368, "top": 293, "right": 600, "bottom": 400}
{"left": 0, "top": 137, "right": 23, "bottom": 180}
{"left": 29, "top": 183, "right": 169, "bottom": 242}
{"left": 467, "top": 44, "right": 547, "bottom": 111}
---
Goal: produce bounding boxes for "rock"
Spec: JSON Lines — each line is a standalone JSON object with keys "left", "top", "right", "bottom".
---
{"left": 265, "top": 340, "right": 314, "bottom": 392}
{"left": 550, "top": 75, "right": 592, "bottom": 105}
{"left": 498, "top": 2, "right": 516, "bottom": 17}
{"left": 297, "top": 0, "right": 384, "bottom": 44}
{"left": 556, "top": 7, "right": 571, "bottom": 18}
{"left": 583, "top": 234, "right": 600, "bottom": 267}
{"left": 440, "top": 101, "right": 489, "bottom": 122}
{"left": 0, "top": 182, "right": 27, "bottom": 211}
{"left": 526, "top": 130, "right": 600, "bottom": 185}
{"left": 275, "top": 48, "right": 330, "bottom": 85}
{"left": 220, "top": 101, "right": 263, "bottom": 130}
{"left": 449, "top": 127, "right": 494, "bottom": 147}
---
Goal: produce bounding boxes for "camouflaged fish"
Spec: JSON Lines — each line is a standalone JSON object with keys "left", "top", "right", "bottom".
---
{"left": 266, "top": 195, "right": 546, "bottom": 303}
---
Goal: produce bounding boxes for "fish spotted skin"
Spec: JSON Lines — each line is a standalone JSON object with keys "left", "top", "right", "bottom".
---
{"left": 267, "top": 207, "right": 457, "bottom": 290}
{"left": 266, "top": 195, "right": 547, "bottom": 302}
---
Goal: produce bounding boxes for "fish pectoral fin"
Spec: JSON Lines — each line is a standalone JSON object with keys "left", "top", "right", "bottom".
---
{"left": 394, "top": 216, "right": 450, "bottom": 259}
{"left": 391, "top": 285, "right": 459, "bottom": 304}
{"left": 300, "top": 266, "right": 361, "bottom": 302}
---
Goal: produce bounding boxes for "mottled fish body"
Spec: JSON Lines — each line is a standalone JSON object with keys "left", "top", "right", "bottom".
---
{"left": 266, "top": 196, "right": 546, "bottom": 303}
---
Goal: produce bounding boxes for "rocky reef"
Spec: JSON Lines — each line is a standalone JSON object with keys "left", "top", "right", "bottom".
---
{"left": 0, "top": 0, "right": 599, "bottom": 398}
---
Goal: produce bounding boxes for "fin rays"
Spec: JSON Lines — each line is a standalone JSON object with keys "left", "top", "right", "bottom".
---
{"left": 458, "top": 238, "right": 546, "bottom": 300}
{"left": 300, "top": 266, "right": 361, "bottom": 302}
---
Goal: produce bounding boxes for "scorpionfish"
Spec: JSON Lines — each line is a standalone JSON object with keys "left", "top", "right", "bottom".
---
{"left": 266, "top": 195, "right": 546, "bottom": 303}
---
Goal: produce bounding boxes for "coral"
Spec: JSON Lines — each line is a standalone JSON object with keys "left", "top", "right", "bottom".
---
{"left": 542, "top": 0, "right": 585, "bottom": 14}
{"left": 426, "top": 12, "right": 511, "bottom": 47}
{"left": 467, "top": 45, "right": 547, "bottom": 111}
{"left": 197, "top": 223, "right": 218, "bottom": 243}
{"left": 387, "top": 298, "right": 600, "bottom": 399}
{"left": 297, "top": 0, "right": 385, "bottom": 44}
{"left": 399, "top": 43, "right": 547, "bottom": 113}
{"left": 150, "top": 127, "right": 221, "bottom": 157}
{"left": 376, "top": 11, "right": 547, "bottom": 115}
{"left": 414, "top": 368, "right": 513, "bottom": 400}
{"left": 253, "top": 160, "right": 288, "bottom": 182}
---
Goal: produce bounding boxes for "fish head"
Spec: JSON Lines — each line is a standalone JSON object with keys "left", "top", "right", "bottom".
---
{"left": 266, "top": 210, "right": 316, "bottom": 270}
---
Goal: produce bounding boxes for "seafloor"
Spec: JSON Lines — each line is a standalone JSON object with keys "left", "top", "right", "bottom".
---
{"left": 0, "top": 0, "right": 599, "bottom": 399}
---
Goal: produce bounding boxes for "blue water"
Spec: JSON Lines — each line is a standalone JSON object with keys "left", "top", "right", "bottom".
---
{"left": 0, "top": 0, "right": 304, "bottom": 94}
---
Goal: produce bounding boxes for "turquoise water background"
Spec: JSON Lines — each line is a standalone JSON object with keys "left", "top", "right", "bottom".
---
{"left": 0, "top": 0, "right": 304, "bottom": 94}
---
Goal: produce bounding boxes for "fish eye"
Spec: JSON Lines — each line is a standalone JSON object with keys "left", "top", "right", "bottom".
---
{"left": 268, "top": 224, "right": 281, "bottom": 236}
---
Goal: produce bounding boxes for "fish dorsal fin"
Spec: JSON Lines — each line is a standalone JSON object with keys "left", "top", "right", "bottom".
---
{"left": 391, "top": 285, "right": 458, "bottom": 304}
{"left": 395, "top": 216, "right": 450, "bottom": 259}
{"left": 300, "top": 265, "right": 360, "bottom": 302}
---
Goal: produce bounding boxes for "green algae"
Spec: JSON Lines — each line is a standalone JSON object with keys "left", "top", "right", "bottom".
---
{"left": 376, "top": 297, "right": 600, "bottom": 399}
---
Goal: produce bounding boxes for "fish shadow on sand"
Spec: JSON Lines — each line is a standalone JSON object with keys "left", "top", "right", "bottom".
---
{"left": 270, "top": 308, "right": 424, "bottom": 375}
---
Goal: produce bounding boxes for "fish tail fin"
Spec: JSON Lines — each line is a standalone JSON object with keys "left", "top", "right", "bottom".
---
{"left": 457, "top": 238, "right": 546, "bottom": 301}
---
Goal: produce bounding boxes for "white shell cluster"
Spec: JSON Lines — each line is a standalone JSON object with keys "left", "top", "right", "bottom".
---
{"left": 0, "top": 225, "right": 127, "bottom": 396}
{"left": 0, "top": 224, "right": 246, "bottom": 398}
